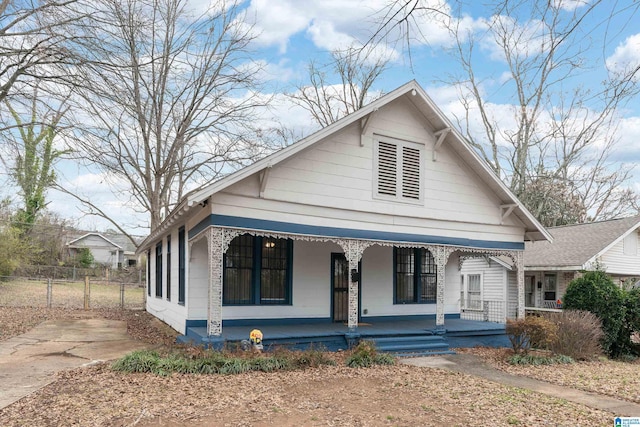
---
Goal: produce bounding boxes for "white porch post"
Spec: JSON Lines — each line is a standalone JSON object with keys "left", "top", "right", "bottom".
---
{"left": 341, "top": 239, "right": 370, "bottom": 333}
{"left": 435, "top": 246, "right": 448, "bottom": 327}
{"left": 207, "top": 227, "right": 224, "bottom": 337}
{"left": 347, "top": 255, "right": 359, "bottom": 333}
{"left": 516, "top": 250, "right": 525, "bottom": 319}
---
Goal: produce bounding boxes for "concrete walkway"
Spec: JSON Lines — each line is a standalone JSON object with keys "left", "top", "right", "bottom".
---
{"left": 0, "top": 318, "right": 148, "bottom": 409}
{"left": 402, "top": 353, "right": 640, "bottom": 417}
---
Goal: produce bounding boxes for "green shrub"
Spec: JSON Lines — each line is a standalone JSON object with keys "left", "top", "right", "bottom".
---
{"left": 345, "top": 340, "right": 396, "bottom": 368}
{"left": 563, "top": 271, "right": 628, "bottom": 357}
{"left": 75, "top": 247, "right": 94, "bottom": 268}
{"left": 506, "top": 317, "right": 557, "bottom": 354}
{"left": 545, "top": 310, "right": 603, "bottom": 360}
{"left": 624, "top": 288, "right": 640, "bottom": 354}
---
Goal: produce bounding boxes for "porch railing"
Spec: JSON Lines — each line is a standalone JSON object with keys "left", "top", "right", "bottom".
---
{"left": 460, "top": 300, "right": 508, "bottom": 323}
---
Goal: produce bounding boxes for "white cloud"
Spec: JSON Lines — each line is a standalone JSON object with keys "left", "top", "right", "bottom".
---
{"left": 613, "top": 115, "right": 640, "bottom": 162}
{"left": 552, "top": 0, "right": 589, "bottom": 12}
{"left": 606, "top": 33, "right": 640, "bottom": 78}
{"left": 243, "top": 0, "right": 470, "bottom": 54}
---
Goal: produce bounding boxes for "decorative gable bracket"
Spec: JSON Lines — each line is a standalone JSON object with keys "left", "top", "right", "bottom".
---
{"left": 500, "top": 204, "right": 518, "bottom": 224}
{"left": 432, "top": 128, "right": 451, "bottom": 161}
{"left": 259, "top": 165, "right": 272, "bottom": 198}
{"left": 360, "top": 109, "right": 379, "bottom": 147}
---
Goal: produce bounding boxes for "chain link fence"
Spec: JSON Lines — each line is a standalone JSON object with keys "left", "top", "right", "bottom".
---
{"left": 0, "top": 270, "right": 146, "bottom": 310}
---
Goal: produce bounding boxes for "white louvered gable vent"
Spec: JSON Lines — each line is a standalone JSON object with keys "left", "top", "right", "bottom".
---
{"left": 402, "top": 146, "right": 420, "bottom": 200}
{"left": 377, "top": 141, "right": 397, "bottom": 196}
{"left": 374, "top": 137, "right": 423, "bottom": 203}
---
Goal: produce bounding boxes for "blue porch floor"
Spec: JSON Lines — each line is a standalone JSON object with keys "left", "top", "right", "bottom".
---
{"left": 179, "top": 318, "right": 510, "bottom": 355}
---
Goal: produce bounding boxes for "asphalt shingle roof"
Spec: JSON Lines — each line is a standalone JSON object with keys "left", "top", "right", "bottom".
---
{"left": 524, "top": 216, "right": 640, "bottom": 268}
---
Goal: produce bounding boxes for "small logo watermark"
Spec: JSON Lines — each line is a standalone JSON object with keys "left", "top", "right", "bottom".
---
{"left": 615, "top": 417, "right": 640, "bottom": 427}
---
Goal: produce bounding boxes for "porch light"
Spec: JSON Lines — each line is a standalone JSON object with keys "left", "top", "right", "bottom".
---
{"left": 264, "top": 240, "right": 275, "bottom": 248}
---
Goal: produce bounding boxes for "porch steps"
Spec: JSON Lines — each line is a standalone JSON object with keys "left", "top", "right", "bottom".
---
{"left": 367, "top": 335, "right": 455, "bottom": 356}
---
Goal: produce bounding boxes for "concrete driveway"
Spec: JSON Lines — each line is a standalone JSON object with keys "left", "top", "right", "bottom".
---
{"left": 0, "top": 318, "right": 147, "bottom": 409}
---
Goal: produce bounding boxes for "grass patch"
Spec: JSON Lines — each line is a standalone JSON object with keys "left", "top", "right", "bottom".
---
{"left": 508, "top": 353, "right": 574, "bottom": 366}
{"left": 112, "top": 347, "right": 337, "bottom": 376}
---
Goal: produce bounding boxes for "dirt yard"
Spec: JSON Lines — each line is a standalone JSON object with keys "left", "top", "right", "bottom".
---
{"left": 1, "top": 306, "right": 636, "bottom": 426}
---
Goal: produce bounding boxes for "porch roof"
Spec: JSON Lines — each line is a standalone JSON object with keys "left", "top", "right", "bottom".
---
{"left": 189, "top": 214, "right": 525, "bottom": 251}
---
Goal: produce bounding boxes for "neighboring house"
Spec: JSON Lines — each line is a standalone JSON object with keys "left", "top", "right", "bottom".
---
{"left": 524, "top": 216, "right": 640, "bottom": 309}
{"left": 462, "top": 215, "right": 640, "bottom": 311}
{"left": 67, "top": 232, "right": 139, "bottom": 268}
{"left": 137, "top": 80, "right": 550, "bottom": 349}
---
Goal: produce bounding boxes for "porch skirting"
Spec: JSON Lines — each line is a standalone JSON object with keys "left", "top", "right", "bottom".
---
{"left": 177, "top": 317, "right": 510, "bottom": 355}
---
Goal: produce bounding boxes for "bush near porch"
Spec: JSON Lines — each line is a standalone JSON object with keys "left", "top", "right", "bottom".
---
{"left": 506, "top": 310, "right": 604, "bottom": 362}
{"left": 563, "top": 270, "right": 640, "bottom": 358}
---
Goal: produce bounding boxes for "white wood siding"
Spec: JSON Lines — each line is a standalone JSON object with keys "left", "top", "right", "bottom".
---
{"left": 217, "top": 97, "right": 524, "bottom": 246}
{"left": 460, "top": 258, "right": 507, "bottom": 303}
{"left": 507, "top": 271, "right": 517, "bottom": 318}
{"left": 145, "top": 229, "right": 189, "bottom": 333}
{"left": 599, "top": 230, "right": 640, "bottom": 275}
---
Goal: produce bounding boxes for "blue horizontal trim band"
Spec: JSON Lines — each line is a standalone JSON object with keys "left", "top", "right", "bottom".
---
{"left": 189, "top": 214, "right": 524, "bottom": 250}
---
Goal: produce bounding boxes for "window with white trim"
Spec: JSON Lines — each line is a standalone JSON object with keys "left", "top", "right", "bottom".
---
{"left": 375, "top": 137, "right": 423, "bottom": 202}
{"left": 462, "top": 273, "right": 483, "bottom": 310}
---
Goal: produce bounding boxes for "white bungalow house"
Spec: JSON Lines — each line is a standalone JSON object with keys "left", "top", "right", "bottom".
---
{"left": 461, "top": 215, "right": 640, "bottom": 313}
{"left": 137, "top": 81, "right": 551, "bottom": 351}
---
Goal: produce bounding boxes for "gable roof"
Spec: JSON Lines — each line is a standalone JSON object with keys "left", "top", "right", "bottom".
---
{"left": 67, "top": 232, "right": 122, "bottom": 249}
{"left": 524, "top": 215, "right": 640, "bottom": 269}
{"left": 139, "top": 80, "right": 551, "bottom": 251}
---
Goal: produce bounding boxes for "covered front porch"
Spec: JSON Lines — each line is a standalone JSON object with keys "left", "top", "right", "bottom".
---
{"left": 187, "top": 223, "right": 525, "bottom": 353}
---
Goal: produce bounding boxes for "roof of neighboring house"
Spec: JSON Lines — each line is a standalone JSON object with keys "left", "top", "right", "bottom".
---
{"left": 67, "top": 232, "right": 141, "bottom": 254}
{"left": 67, "top": 233, "right": 122, "bottom": 249}
{"left": 138, "top": 80, "right": 552, "bottom": 252}
{"left": 524, "top": 216, "right": 640, "bottom": 269}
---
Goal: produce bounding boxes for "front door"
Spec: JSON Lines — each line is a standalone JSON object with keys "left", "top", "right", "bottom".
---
{"left": 525, "top": 276, "right": 535, "bottom": 307}
{"left": 331, "top": 253, "right": 361, "bottom": 322}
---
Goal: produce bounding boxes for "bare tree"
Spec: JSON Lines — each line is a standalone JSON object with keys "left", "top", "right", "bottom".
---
{"left": 0, "top": 0, "right": 93, "bottom": 106}
{"left": 66, "top": 0, "right": 271, "bottom": 236}
{"left": 287, "top": 46, "right": 389, "bottom": 128}
{"left": 370, "top": 0, "right": 640, "bottom": 225}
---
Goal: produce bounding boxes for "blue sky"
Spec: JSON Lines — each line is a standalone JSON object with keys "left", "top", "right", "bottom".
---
{"left": 28, "top": 0, "right": 640, "bottom": 234}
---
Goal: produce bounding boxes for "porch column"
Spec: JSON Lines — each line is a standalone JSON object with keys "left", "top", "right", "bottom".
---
{"left": 343, "top": 239, "right": 370, "bottom": 333}
{"left": 207, "top": 227, "right": 224, "bottom": 336}
{"left": 516, "top": 250, "right": 525, "bottom": 319}
{"left": 434, "top": 246, "right": 448, "bottom": 327}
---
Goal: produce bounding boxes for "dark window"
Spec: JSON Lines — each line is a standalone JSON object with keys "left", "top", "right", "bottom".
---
{"left": 224, "top": 234, "right": 254, "bottom": 304}
{"left": 166, "top": 235, "right": 171, "bottom": 301}
{"left": 260, "top": 238, "right": 288, "bottom": 304}
{"left": 394, "top": 247, "right": 436, "bottom": 304}
{"left": 155, "top": 242, "right": 162, "bottom": 298}
{"left": 223, "top": 234, "right": 292, "bottom": 305}
{"left": 178, "top": 227, "right": 185, "bottom": 305}
{"left": 147, "top": 250, "right": 151, "bottom": 296}
{"left": 544, "top": 274, "right": 557, "bottom": 301}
